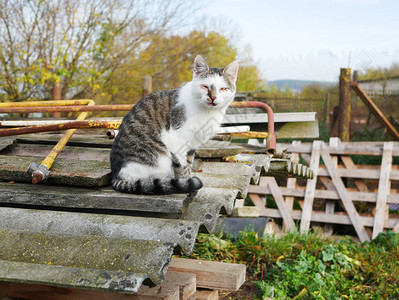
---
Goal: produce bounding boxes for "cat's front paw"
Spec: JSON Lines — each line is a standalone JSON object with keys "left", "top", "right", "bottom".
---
{"left": 187, "top": 176, "right": 203, "bottom": 192}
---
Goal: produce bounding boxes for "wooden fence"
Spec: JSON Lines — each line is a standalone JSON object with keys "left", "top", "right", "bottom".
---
{"left": 246, "top": 138, "right": 399, "bottom": 242}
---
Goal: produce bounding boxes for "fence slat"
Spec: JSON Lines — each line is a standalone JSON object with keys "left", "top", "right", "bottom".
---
{"left": 321, "top": 144, "right": 370, "bottom": 242}
{"left": 341, "top": 156, "right": 369, "bottom": 192}
{"left": 325, "top": 137, "right": 340, "bottom": 235}
{"left": 372, "top": 142, "right": 394, "bottom": 239}
{"left": 248, "top": 185, "right": 399, "bottom": 204}
{"left": 300, "top": 141, "right": 322, "bottom": 232}
{"left": 259, "top": 208, "right": 399, "bottom": 228}
{"left": 264, "top": 177, "right": 296, "bottom": 231}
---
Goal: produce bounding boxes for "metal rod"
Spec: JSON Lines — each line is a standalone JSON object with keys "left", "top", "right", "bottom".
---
{"left": 0, "top": 120, "right": 120, "bottom": 137}
{"left": 27, "top": 100, "right": 95, "bottom": 183}
{"left": 231, "top": 101, "right": 276, "bottom": 154}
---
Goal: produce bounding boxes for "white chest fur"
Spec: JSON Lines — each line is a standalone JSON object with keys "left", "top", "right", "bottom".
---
{"left": 161, "top": 109, "right": 223, "bottom": 159}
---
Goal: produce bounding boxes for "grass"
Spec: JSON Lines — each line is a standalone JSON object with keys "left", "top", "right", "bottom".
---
{"left": 179, "top": 230, "right": 399, "bottom": 299}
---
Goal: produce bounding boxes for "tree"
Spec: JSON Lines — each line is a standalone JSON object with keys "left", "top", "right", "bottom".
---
{"left": 0, "top": 0, "right": 198, "bottom": 102}
{"left": 300, "top": 83, "right": 325, "bottom": 99}
{"left": 358, "top": 63, "right": 399, "bottom": 81}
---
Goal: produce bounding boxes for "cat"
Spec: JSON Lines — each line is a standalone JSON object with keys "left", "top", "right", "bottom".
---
{"left": 110, "top": 55, "right": 239, "bottom": 194}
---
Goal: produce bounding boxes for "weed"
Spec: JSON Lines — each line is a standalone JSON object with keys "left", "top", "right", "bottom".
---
{"left": 180, "top": 230, "right": 399, "bottom": 299}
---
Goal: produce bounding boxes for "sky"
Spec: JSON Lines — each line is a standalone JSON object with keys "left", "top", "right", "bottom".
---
{"left": 205, "top": 0, "right": 399, "bottom": 82}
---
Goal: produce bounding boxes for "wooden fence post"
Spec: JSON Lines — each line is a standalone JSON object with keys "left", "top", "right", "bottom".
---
{"left": 52, "top": 82, "right": 62, "bottom": 118}
{"left": 142, "top": 75, "right": 152, "bottom": 97}
{"left": 338, "top": 68, "right": 351, "bottom": 142}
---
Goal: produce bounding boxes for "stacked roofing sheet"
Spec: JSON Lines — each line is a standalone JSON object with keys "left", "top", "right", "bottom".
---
{"left": 0, "top": 136, "right": 312, "bottom": 293}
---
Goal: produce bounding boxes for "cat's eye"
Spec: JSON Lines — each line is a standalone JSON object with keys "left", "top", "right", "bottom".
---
{"left": 201, "top": 84, "right": 208, "bottom": 90}
{"left": 220, "top": 87, "right": 229, "bottom": 92}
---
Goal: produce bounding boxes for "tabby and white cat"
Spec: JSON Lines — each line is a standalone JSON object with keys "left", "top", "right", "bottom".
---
{"left": 110, "top": 55, "right": 239, "bottom": 194}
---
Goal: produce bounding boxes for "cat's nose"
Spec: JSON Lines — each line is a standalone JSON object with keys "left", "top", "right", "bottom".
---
{"left": 208, "top": 84, "right": 217, "bottom": 100}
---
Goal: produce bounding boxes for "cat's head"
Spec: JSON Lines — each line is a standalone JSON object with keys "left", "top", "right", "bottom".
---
{"left": 191, "top": 55, "right": 239, "bottom": 110}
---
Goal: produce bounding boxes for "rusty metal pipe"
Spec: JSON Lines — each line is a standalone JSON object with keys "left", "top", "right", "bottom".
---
{"left": 231, "top": 101, "right": 276, "bottom": 154}
{"left": 0, "top": 120, "right": 122, "bottom": 137}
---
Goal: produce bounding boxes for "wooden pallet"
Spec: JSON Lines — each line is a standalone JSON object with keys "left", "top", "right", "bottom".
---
{"left": 245, "top": 138, "right": 399, "bottom": 242}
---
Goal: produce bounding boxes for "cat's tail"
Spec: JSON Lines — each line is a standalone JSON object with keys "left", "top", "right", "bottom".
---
{"left": 111, "top": 176, "right": 203, "bottom": 195}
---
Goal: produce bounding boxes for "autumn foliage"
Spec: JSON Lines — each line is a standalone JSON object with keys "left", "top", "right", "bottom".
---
{"left": 0, "top": 0, "right": 264, "bottom": 104}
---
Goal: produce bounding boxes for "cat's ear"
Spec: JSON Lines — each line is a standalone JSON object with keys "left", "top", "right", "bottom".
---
{"left": 193, "top": 55, "right": 209, "bottom": 78}
{"left": 223, "top": 60, "right": 239, "bottom": 84}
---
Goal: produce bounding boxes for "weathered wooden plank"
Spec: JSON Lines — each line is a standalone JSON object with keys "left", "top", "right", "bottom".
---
{"left": 232, "top": 206, "right": 260, "bottom": 217}
{"left": 277, "top": 142, "right": 399, "bottom": 156}
{"left": 320, "top": 146, "right": 370, "bottom": 242}
{"left": 341, "top": 156, "right": 369, "bottom": 192}
{"left": 264, "top": 177, "right": 296, "bottom": 231}
{"left": 248, "top": 185, "right": 399, "bottom": 204}
{"left": 393, "top": 221, "right": 399, "bottom": 233}
{"left": 317, "top": 167, "right": 399, "bottom": 180}
{"left": 249, "top": 194, "right": 268, "bottom": 215}
{"left": 169, "top": 258, "right": 245, "bottom": 292}
{"left": 300, "top": 141, "right": 322, "bottom": 232}
{"left": 259, "top": 208, "right": 399, "bottom": 228}
{"left": 324, "top": 137, "right": 339, "bottom": 236}
{"left": 138, "top": 271, "right": 196, "bottom": 300}
{"left": 0, "top": 155, "right": 110, "bottom": 187}
{"left": 372, "top": 142, "right": 394, "bottom": 239}
{"left": 0, "top": 182, "right": 191, "bottom": 214}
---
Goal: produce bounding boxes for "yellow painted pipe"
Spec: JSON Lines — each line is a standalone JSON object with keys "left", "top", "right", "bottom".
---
{"left": 39, "top": 100, "right": 95, "bottom": 170}
{"left": 230, "top": 131, "right": 269, "bottom": 138}
{"left": 0, "top": 99, "right": 94, "bottom": 107}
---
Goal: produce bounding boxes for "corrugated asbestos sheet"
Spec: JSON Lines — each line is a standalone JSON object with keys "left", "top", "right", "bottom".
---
{"left": 0, "top": 136, "right": 312, "bottom": 293}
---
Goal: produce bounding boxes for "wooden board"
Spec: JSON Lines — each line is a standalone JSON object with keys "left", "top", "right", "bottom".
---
{"left": 320, "top": 147, "right": 370, "bottom": 242}
{"left": 317, "top": 168, "right": 399, "bottom": 180}
{"left": 258, "top": 207, "right": 399, "bottom": 228}
{"left": 300, "top": 141, "right": 321, "bottom": 232}
{"left": 277, "top": 142, "right": 399, "bottom": 156}
{"left": 169, "top": 258, "right": 245, "bottom": 292}
{"left": 138, "top": 271, "right": 196, "bottom": 300}
{"left": 0, "top": 155, "right": 110, "bottom": 187}
{"left": 372, "top": 142, "right": 394, "bottom": 239}
{"left": 248, "top": 185, "right": 399, "bottom": 204}
{"left": 264, "top": 177, "right": 296, "bottom": 231}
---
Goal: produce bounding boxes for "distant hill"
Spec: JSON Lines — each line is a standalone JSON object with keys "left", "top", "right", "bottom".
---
{"left": 267, "top": 80, "right": 337, "bottom": 93}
